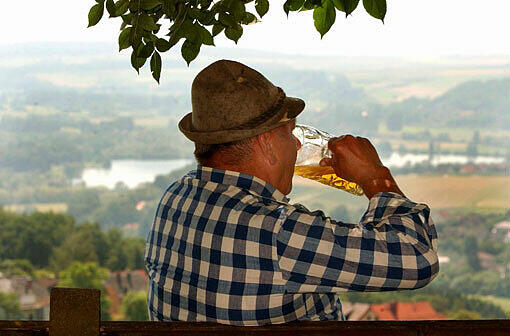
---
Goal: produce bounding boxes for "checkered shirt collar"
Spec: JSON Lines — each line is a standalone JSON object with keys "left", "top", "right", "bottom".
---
{"left": 194, "top": 165, "right": 290, "bottom": 204}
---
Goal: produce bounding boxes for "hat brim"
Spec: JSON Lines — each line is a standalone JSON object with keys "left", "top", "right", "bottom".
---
{"left": 179, "top": 96, "right": 305, "bottom": 144}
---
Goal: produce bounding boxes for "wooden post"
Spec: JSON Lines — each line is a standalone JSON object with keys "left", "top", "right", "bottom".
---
{"left": 49, "top": 288, "right": 100, "bottom": 336}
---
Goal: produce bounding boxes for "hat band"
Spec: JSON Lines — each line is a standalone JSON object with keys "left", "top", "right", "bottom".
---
{"left": 230, "top": 87, "right": 286, "bottom": 130}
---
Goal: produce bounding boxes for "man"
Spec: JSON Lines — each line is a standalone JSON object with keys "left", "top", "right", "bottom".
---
{"left": 145, "top": 60, "right": 439, "bottom": 325}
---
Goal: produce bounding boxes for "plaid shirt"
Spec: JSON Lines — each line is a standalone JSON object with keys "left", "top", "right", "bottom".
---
{"left": 145, "top": 166, "right": 439, "bottom": 325}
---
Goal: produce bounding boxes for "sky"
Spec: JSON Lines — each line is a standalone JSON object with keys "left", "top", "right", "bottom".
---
{"left": 2, "top": 0, "right": 510, "bottom": 56}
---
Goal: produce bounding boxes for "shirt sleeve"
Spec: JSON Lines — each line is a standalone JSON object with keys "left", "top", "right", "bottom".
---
{"left": 276, "top": 192, "right": 439, "bottom": 293}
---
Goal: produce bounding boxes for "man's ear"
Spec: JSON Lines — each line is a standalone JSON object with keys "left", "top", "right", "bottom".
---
{"left": 257, "top": 131, "right": 278, "bottom": 166}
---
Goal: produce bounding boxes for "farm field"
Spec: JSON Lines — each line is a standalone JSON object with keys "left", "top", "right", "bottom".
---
{"left": 343, "top": 58, "right": 510, "bottom": 103}
{"left": 290, "top": 175, "right": 510, "bottom": 218}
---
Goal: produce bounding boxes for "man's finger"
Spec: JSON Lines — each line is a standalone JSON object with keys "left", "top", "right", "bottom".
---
{"left": 319, "top": 158, "right": 332, "bottom": 167}
{"left": 327, "top": 135, "right": 346, "bottom": 150}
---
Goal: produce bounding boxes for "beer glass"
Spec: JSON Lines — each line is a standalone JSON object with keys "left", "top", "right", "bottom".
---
{"left": 293, "top": 124, "right": 364, "bottom": 196}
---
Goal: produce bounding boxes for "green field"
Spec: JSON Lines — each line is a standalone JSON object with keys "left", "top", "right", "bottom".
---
{"left": 469, "top": 295, "right": 510, "bottom": 316}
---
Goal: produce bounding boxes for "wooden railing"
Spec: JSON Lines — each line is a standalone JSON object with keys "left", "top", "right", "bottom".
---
{"left": 1, "top": 288, "right": 510, "bottom": 336}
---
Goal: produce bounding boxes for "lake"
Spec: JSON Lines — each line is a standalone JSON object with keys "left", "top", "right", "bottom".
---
{"left": 79, "top": 153, "right": 504, "bottom": 189}
{"left": 383, "top": 152, "right": 505, "bottom": 168}
{"left": 80, "top": 159, "right": 193, "bottom": 189}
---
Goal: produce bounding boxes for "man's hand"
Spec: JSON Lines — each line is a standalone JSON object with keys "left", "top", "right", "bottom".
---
{"left": 319, "top": 135, "right": 404, "bottom": 199}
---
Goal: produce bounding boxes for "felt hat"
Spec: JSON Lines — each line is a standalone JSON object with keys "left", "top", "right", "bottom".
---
{"left": 178, "top": 60, "right": 305, "bottom": 144}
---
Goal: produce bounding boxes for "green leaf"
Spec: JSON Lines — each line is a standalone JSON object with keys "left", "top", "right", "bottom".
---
{"left": 163, "top": 1, "right": 176, "bottom": 18}
{"left": 199, "top": 0, "right": 213, "bottom": 8}
{"left": 255, "top": 0, "right": 269, "bottom": 17}
{"left": 128, "top": 0, "right": 140, "bottom": 12}
{"left": 362, "top": 0, "right": 386, "bottom": 21}
{"left": 87, "top": 3, "right": 104, "bottom": 27}
{"left": 212, "top": 23, "right": 225, "bottom": 36}
{"left": 198, "top": 11, "right": 215, "bottom": 25}
{"left": 115, "top": 0, "right": 130, "bottom": 16}
{"left": 130, "top": 47, "right": 147, "bottom": 73}
{"left": 167, "top": 24, "right": 185, "bottom": 48}
{"left": 231, "top": 1, "right": 246, "bottom": 21}
{"left": 180, "top": 20, "right": 202, "bottom": 44}
{"left": 313, "top": 0, "right": 336, "bottom": 38}
{"left": 332, "top": 0, "right": 359, "bottom": 16}
{"left": 189, "top": 8, "right": 205, "bottom": 20}
{"left": 138, "top": 13, "right": 159, "bottom": 31}
{"left": 150, "top": 51, "right": 162, "bottom": 83}
{"left": 137, "top": 42, "right": 155, "bottom": 58}
{"left": 118, "top": 27, "right": 132, "bottom": 51}
{"left": 225, "top": 25, "right": 243, "bottom": 44}
{"left": 106, "top": 0, "right": 116, "bottom": 17}
{"left": 140, "top": 0, "right": 162, "bottom": 10}
{"left": 122, "top": 13, "right": 134, "bottom": 24}
{"left": 130, "top": 29, "right": 143, "bottom": 49}
{"left": 283, "top": 1, "right": 291, "bottom": 16}
{"left": 219, "top": 12, "right": 237, "bottom": 27}
{"left": 285, "top": 0, "right": 305, "bottom": 12}
{"left": 241, "top": 12, "right": 258, "bottom": 25}
{"left": 301, "top": 0, "right": 319, "bottom": 10}
{"left": 181, "top": 40, "right": 200, "bottom": 66}
{"left": 198, "top": 26, "right": 214, "bottom": 46}
{"left": 155, "top": 38, "right": 171, "bottom": 52}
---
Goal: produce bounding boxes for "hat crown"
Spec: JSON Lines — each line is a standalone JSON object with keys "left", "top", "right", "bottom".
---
{"left": 191, "top": 60, "right": 280, "bottom": 132}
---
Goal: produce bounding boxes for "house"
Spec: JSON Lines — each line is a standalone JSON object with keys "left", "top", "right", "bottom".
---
{"left": 438, "top": 255, "right": 450, "bottom": 264}
{"left": 341, "top": 302, "right": 377, "bottom": 320}
{"left": 491, "top": 221, "right": 510, "bottom": 242}
{"left": 0, "top": 274, "right": 57, "bottom": 320}
{"left": 135, "top": 201, "right": 146, "bottom": 211}
{"left": 370, "top": 301, "right": 448, "bottom": 321}
{"left": 104, "top": 270, "right": 148, "bottom": 319}
{"left": 477, "top": 252, "right": 506, "bottom": 277}
{"left": 121, "top": 222, "right": 140, "bottom": 236}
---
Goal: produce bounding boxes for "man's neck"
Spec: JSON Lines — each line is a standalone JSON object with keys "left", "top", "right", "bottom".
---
{"left": 203, "top": 160, "right": 278, "bottom": 193}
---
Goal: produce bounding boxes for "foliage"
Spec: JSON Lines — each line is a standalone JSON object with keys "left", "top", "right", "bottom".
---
{"left": 51, "top": 222, "right": 110, "bottom": 272}
{"left": 0, "top": 209, "right": 74, "bottom": 268}
{"left": 59, "top": 261, "right": 109, "bottom": 289}
{"left": 121, "top": 291, "right": 149, "bottom": 320}
{"left": 451, "top": 309, "right": 481, "bottom": 320}
{"left": 0, "top": 259, "right": 34, "bottom": 277}
{"left": 0, "top": 292, "right": 21, "bottom": 320}
{"left": 0, "top": 118, "right": 191, "bottom": 174}
{"left": 58, "top": 261, "right": 112, "bottom": 321}
{"left": 87, "top": 0, "right": 386, "bottom": 82}
{"left": 34, "top": 269, "right": 56, "bottom": 280}
{"left": 464, "top": 235, "right": 481, "bottom": 271}
{"left": 0, "top": 210, "right": 146, "bottom": 273}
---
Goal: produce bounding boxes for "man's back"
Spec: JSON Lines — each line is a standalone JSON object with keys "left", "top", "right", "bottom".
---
{"left": 145, "top": 166, "right": 343, "bottom": 325}
{"left": 145, "top": 166, "right": 439, "bottom": 325}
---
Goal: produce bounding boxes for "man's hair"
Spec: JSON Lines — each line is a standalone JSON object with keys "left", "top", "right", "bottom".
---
{"left": 194, "top": 137, "right": 256, "bottom": 166}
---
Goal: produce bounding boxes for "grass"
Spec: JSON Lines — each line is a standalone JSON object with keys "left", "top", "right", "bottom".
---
{"left": 469, "top": 295, "right": 510, "bottom": 315}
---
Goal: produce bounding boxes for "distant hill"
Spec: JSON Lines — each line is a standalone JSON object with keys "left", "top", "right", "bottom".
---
{"left": 384, "top": 78, "right": 510, "bottom": 129}
{"left": 1, "top": 42, "right": 509, "bottom": 131}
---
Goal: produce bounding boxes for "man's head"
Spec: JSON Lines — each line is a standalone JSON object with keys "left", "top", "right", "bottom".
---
{"left": 194, "top": 119, "right": 301, "bottom": 195}
{"left": 179, "top": 60, "right": 305, "bottom": 194}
